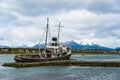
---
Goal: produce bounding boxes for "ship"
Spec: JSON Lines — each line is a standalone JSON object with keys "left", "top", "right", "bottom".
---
{"left": 14, "top": 18, "right": 71, "bottom": 62}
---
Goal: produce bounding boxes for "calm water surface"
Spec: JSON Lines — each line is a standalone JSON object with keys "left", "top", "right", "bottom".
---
{"left": 0, "top": 54, "right": 120, "bottom": 80}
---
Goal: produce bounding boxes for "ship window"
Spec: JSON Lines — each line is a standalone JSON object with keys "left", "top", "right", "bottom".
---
{"left": 52, "top": 37, "right": 57, "bottom": 41}
{"left": 51, "top": 43, "right": 57, "bottom": 46}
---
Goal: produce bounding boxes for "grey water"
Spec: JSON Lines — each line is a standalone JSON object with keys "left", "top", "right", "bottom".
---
{"left": 1, "top": 54, "right": 120, "bottom": 80}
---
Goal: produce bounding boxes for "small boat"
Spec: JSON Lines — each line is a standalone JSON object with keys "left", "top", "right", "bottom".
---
{"left": 14, "top": 18, "right": 72, "bottom": 62}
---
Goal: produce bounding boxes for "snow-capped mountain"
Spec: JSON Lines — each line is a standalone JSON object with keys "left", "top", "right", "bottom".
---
{"left": 33, "top": 40, "right": 113, "bottom": 50}
{"left": 1, "top": 40, "right": 116, "bottom": 50}
{"left": 64, "top": 40, "right": 113, "bottom": 50}
{"left": 64, "top": 40, "right": 84, "bottom": 50}
{"left": 0, "top": 40, "right": 116, "bottom": 50}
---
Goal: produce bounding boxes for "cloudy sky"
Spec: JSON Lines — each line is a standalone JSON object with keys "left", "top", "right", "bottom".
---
{"left": 0, "top": 0, "right": 120, "bottom": 48}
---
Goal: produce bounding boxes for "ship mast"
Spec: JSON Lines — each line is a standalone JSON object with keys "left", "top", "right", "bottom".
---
{"left": 45, "top": 18, "right": 49, "bottom": 52}
{"left": 56, "top": 22, "right": 63, "bottom": 44}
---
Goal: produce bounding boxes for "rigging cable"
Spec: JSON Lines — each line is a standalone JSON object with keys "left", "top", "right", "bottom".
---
{"left": 48, "top": 25, "right": 51, "bottom": 44}
{"left": 39, "top": 26, "right": 46, "bottom": 46}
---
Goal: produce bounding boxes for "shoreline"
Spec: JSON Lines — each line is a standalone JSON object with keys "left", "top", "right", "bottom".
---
{"left": 72, "top": 52, "right": 120, "bottom": 55}
{"left": 3, "top": 60, "right": 120, "bottom": 68}
{"left": 0, "top": 53, "right": 120, "bottom": 55}
{"left": 0, "top": 48, "right": 120, "bottom": 54}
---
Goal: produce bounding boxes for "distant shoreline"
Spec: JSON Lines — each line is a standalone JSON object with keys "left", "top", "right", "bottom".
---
{"left": 0, "top": 48, "right": 120, "bottom": 54}
{"left": 72, "top": 52, "right": 120, "bottom": 55}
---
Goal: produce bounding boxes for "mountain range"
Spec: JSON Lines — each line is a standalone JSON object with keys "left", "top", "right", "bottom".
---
{"left": 0, "top": 40, "right": 119, "bottom": 50}
{"left": 0, "top": 45, "right": 10, "bottom": 48}
{"left": 33, "top": 40, "right": 115, "bottom": 50}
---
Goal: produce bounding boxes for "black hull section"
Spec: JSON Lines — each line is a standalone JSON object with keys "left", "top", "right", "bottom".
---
{"left": 14, "top": 54, "right": 71, "bottom": 62}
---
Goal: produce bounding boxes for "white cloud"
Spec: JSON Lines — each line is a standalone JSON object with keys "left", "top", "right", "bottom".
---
{"left": 0, "top": 0, "right": 120, "bottom": 48}
{"left": 50, "top": 9, "right": 120, "bottom": 48}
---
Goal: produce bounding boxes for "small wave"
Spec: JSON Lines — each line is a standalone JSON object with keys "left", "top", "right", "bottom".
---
{"left": 89, "top": 72, "right": 120, "bottom": 80}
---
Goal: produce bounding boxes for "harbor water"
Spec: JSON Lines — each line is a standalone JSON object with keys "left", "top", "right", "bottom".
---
{"left": 0, "top": 54, "right": 120, "bottom": 80}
